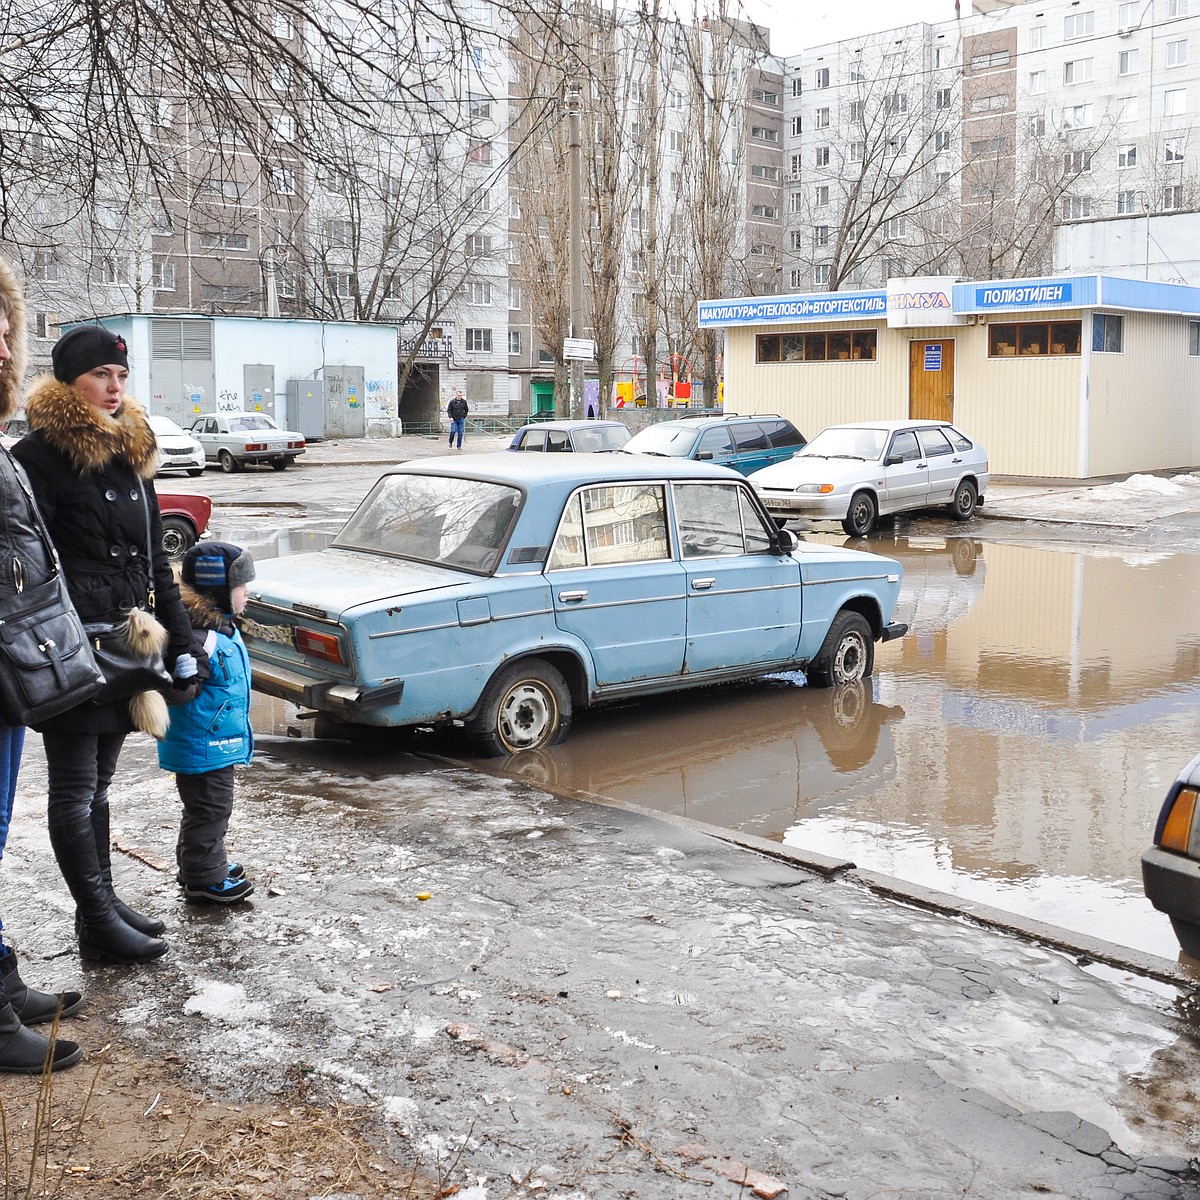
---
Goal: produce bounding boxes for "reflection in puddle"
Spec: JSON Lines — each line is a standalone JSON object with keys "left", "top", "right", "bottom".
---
{"left": 242, "top": 522, "right": 1200, "bottom": 964}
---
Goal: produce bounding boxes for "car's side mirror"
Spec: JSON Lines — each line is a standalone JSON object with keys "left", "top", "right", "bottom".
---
{"left": 696, "top": 450, "right": 713, "bottom": 460}
{"left": 775, "top": 528, "right": 799, "bottom": 553}
{"left": 884, "top": 454, "right": 904, "bottom": 466}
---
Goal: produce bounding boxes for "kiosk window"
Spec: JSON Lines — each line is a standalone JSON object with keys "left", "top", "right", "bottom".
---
{"left": 1092, "top": 313, "right": 1124, "bottom": 353}
{"left": 757, "top": 329, "right": 877, "bottom": 363}
{"left": 988, "top": 320, "right": 1082, "bottom": 357}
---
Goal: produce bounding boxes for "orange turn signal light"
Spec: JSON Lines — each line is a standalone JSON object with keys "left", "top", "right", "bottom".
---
{"left": 818, "top": 484, "right": 835, "bottom": 494}
{"left": 1160, "top": 786, "right": 1198, "bottom": 853}
{"left": 295, "top": 628, "right": 346, "bottom": 665}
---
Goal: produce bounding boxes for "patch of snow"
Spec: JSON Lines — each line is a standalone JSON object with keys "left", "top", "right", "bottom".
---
{"left": 655, "top": 847, "right": 686, "bottom": 861}
{"left": 383, "top": 1095, "right": 420, "bottom": 1125}
{"left": 182, "top": 979, "right": 269, "bottom": 1025}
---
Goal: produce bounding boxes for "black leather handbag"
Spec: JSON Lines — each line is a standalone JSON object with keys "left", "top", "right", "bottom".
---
{"left": 0, "top": 456, "right": 105, "bottom": 725}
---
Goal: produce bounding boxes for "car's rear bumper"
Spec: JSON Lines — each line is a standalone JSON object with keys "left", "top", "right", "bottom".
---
{"left": 880, "top": 622, "right": 908, "bottom": 643}
{"left": 1141, "top": 845, "right": 1200, "bottom": 925}
{"left": 235, "top": 449, "right": 305, "bottom": 463}
{"left": 251, "top": 660, "right": 403, "bottom": 715}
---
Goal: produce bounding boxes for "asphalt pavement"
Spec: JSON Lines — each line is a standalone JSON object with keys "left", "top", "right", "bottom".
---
{"left": 10, "top": 433, "right": 1200, "bottom": 1198}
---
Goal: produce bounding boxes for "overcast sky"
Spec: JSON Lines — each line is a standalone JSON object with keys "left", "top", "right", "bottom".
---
{"left": 736, "top": 0, "right": 962, "bottom": 57}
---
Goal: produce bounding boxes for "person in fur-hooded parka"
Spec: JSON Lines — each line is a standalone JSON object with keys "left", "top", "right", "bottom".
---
{"left": 12, "top": 325, "right": 197, "bottom": 966}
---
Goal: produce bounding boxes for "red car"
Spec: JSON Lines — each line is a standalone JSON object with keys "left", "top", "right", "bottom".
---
{"left": 157, "top": 492, "right": 212, "bottom": 559}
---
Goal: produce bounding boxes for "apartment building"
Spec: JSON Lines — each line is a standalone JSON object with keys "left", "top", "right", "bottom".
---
{"left": 780, "top": 0, "right": 1200, "bottom": 290}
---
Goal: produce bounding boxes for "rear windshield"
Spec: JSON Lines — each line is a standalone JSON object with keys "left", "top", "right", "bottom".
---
{"left": 229, "top": 415, "right": 279, "bottom": 432}
{"left": 333, "top": 473, "right": 522, "bottom": 574}
{"left": 623, "top": 423, "right": 699, "bottom": 457}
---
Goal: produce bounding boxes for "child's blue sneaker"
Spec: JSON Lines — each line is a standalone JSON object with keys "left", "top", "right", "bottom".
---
{"left": 183, "top": 876, "right": 254, "bottom": 905}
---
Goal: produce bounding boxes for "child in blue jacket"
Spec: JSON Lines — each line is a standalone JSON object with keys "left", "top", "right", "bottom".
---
{"left": 160, "top": 542, "right": 255, "bottom": 904}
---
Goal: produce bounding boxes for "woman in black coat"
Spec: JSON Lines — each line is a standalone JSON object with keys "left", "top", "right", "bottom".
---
{"left": 13, "top": 326, "right": 196, "bottom": 965}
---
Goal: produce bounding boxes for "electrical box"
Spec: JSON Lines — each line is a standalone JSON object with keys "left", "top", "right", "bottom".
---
{"left": 286, "top": 380, "right": 326, "bottom": 441}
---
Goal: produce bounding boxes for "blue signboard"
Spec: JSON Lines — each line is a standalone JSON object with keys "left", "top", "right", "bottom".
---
{"left": 697, "top": 291, "right": 887, "bottom": 327}
{"left": 954, "top": 276, "right": 1098, "bottom": 312}
{"left": 924, "top": 344, "right": 942, "bottom": 371}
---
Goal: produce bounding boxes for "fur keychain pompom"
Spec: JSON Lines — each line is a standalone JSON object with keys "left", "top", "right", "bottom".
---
{"left": 120, "top": 608, "right": 171, "bottom": 739}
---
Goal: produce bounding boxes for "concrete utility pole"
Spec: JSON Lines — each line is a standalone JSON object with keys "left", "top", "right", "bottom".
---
{"left": 566, "top": 83, "right": 585, "bottom": 420}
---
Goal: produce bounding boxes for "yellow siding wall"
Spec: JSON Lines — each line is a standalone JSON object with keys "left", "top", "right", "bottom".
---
{"left": 1087, "top": 313, "right": 1200, "bottom": 476}
{"left": 728, "top": 313, "right": 1084, "bottom": 478}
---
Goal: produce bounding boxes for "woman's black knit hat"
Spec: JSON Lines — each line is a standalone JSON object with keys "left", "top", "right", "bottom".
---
{"left": 51, "top": 325, "right": 129, "bottom": 383}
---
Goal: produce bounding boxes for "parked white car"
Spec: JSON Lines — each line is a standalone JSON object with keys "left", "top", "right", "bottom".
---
{"left": 749, "top": 419, "right": 990, "bottom": 537}
{"left": 149, "top": 413, "right": 206, "bottom": 477}
{"left": 188, "top": 411, "right": 306, "bottom": 473}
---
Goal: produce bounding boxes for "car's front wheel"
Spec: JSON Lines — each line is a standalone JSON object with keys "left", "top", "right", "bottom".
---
{"left": 218, "top": 449, "right": 242, "bottom": 474}
{"left": 949, "top": 479, "right": 978, "bottom": 521}
{"left": 1171, "top": 916, "right": 1200, "bottom": 959}
{"left": 841, "top": 491, "right": 876, "bottom": 538}
{"left": 186, "top": 468, "right": 204, "bottom": 478}
{"left": 469, "top": 658, "right": 572, "bottom": 756}
{"left": 807, "top": 612, "right": 874, "bottom": 688}
{"left": 160, "top": 516, "right": 196, "bottom": 559}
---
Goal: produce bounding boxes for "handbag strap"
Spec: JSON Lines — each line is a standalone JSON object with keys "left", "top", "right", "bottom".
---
{"left": 138, "top": 486, "right": 156, "bottom": 613}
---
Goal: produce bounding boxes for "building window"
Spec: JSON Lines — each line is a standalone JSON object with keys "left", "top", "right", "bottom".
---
{"left": 1165, "top": 137, "right": 1185, "bottom": 162}
{"left": 1064, "top": 10, "right": 1094, "bottom": 38}
{"left": 790, "top": 116, "right": 802, "bottom": 136}
{"left": 970, "top": 94, "right": 1008, "bottom": 112}
{"left": 884, "top": 92, "right": 907, "bottom": 114}
{"left": 756, "top": 329, "right": 877, "bottom": 363}
{"left": 815, "top": 145, "right": 829, "bottom": 167}
{"left": 813, "top": 225, "right": 829, "bottom": 247}
{"left": 1169, "top": 0, "right": 1188, "bottom": 15}
{"left": 970, "top": 50, "right": 1010, "bottom": 70}
{"left": 1064, "top": 58, "right": 1094, "bottom": 84}
{"left": 508, "top": 283, "right": 522, "bottom": 310}
{"left": 466, "top": 233, "right": 492, "bottom": 256}
{"left": 1118, "top": 49, "right": 1139, "bottom": 76}
{"left": 1167, "top": 39, "right": 1188, "bottom": 67}
{"left": 1116, "top": 190, "right": 1138, "bottom": 214}
{"left": 936, "top": 86, "right": 952, "bottom": 109}
{"left": 934, "top": 46, "right": 952, "bottom": 68}
{"left": 1165, "top": 88, "right": 1187, "bottom": 116}
{"left": 667, "top": 89, "right": 684, "bottom": 110}
{"left": 970, "top": 136, "right": 1006, "bottom": 155}
{"left": 813, "top": 265, "right": 831, "bottom": 286}
{"left": 508, "top": 330, "right": 521, "bottom": 356}
{"left": 752, "top": 88, "right": 779, "bottom": 106}
{"left": 1029, "top": 115, "right": 1046, "bottom": 137}
{"left": 987, "top": 321, "right": 1083, "bottom": 357}
{"left": 750, "top": 164, "right": 780, "bottom": 181}
{"left": 849, "top": 141, "right": 865, "bottom": 162}
{"left": 1092, "top": 313, "right": 1124, "bottom": 353}
{"left": 750, "top": 242, "right": 773, "bottom": 256}
{"left": 1063, "top": 150, "right": 1093, "bottom": 173}
{"left": 1030, "top": 24, "right": 1045, "bottom": 49}
{"left": 1060, "top": 195, "right": 1092, "bottom": 219}
{"left": 1062, "top": 104, "right": 1093, "bottom": 128}
{"left": 1119, "top": 96, "right": 1138, "bottom": 122}
{"left": 151, "top": 259, "right": 176, "bottom": 291}
{"left": 848, "top": 100, "right": 863, "bottom": 122}
{"left": 750, "top": 203, "right": 778, "bottom": 218}
{"left": 469, "top": 94, "right": 492, "bottom": 120}
{"left": 669, "top": 130, "right": 685, "bottom": 152}
{"left": 815, "top": 67, "right": 830, "bottom": 89}
{"left": 199, "top": 232, "right": 250, "bottom": 250}
{"left": 468, "top": 281, "right": 492, "bottom": 305}
{"left": 886, "top": 134, "right": 908, "bottom": 155}
{"left": 788, "top": 268, "right": 803, "bottom": 288}
{"left": 814, "top": 184, "right": 829, "bottom": 206}
{"left": 1119, "top": 1, "right": 1138, "bottom": 26}
{"left": 1189, "top": 319, "right": 1200, "bottom": 356}
{"left": 788, "top": 229, "right": 803, "bottom": 250}
{"left": 465, "top": 328, "right": 492, "bottom": 352}
{"left": 814, "top": 107, "right": 830, "bottom": 128}
{"left": 270, "top": 166, "right": 295, "bottom": 195}
{"left": 934, "top": 130, "right": 951, "bottom": 152}
{"left": 789, "top": 191, "right": 802, "bottom": 213}
{"left": 791, "top": 77, "right": 802, "bottom": 98}
{"left": 327, "top": 272, "right": 354, "bottom": 299}
{"left": 467, "top": 139, "right": 492, "bottom": 165}
{"left": 1163, "top": 184, "right": 1184, "bottom": 209}
{"left": 789, "top": 152, "right": 803, "bottom": 174}
{"left": 751, "top": 125, "right": 778, "bottom": 143}
{"left": 537, "top": 348, "right": 554, "bottom": 364}
{"left": 1029, "top": 70, "right": 1047, "bottom": 94}
{"left": 1118, "top": 145, "right": 1137, "bottom": 168}
{"left": 31, "top": 251, "right": 58, "bottom": 282}
{"left": 885, "top": 216, "right": 906, "bottom": 238}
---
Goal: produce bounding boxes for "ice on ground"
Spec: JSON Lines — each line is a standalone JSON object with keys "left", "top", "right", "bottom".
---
{"left": 183, "top": 979, "right": 270, "bottom": 1024}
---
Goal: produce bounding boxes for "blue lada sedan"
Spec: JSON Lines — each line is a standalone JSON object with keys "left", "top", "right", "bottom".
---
{"left": 242, "top": 454, "right": 907, "bottom": 755}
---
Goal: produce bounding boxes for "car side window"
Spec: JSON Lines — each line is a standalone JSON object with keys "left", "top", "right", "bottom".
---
{"left": 888, "top": 430, "right": 921, "bottom": 462}
{"left": 674, "top": 484, "right": 774, "bottom": 557}
{"left": 546, "top": 430, "right": 571, "bottom": 452}
{"left": 548, "top": 484, "right": 669, "bottom": 569}
{"left": 695, "top": 427, "right": 734, "bottom": 458}
{"left": 518, "top": 431, "right": 544, "bottom": 451}
{"left": 760, "top": 419, "right": 805, "bottom": 449}
{"left": 732, "top": 422, "right": 770, "bottom": 452}
{"left": 945, "top": 426, "right": 973, "bottom": 451}
{"left": 917, "top": 428, "right": 953, "bottom": 458}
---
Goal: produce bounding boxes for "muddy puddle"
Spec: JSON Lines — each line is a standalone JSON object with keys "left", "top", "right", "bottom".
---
{"left": 243, "top": 518, "right": 1200, "bottom": 963}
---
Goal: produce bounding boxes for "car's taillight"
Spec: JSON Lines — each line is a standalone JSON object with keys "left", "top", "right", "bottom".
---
{"left": 1159, "top": 785, "right": 1198, "bottom": 853}
{"left": 295, "top": 628, "right": 346, "bottom": 665}
{"left": 289, "top": 439, "right": 305, "bottom": 449}
{"left": 244, "top": 442, "right": 268, "bottom": 452}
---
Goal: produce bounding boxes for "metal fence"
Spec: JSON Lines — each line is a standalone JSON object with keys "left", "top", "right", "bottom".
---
{"left": 400, "top": 407, "right": 723, "bottom": 438}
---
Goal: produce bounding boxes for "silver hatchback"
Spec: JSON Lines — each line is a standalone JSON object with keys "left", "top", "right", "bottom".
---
{"left": 749, "top": 419, "right": 990, "bottom": 537}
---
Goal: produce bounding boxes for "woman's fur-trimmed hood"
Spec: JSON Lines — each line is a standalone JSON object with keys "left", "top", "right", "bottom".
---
{"left": 0, "top": 257, "right": 27, "bottom": 423}
{"left": 24, "top": 375, "right": 158, "bottom": 478}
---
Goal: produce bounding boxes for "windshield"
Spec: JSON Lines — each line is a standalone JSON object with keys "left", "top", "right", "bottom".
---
{"left": 799, "top": 426, "right": 888, "bottom": 461}
{"left": 623, "top": 423, "right": 698, "bottom": 457}
{"left": 148, "top": 415, "right": 184, "bottom": 436}
{"left": 333, "top": 473, "right": 522, "bottom": 574}
{"left": 229, "top": 415, "right": 280, "bottom": 432}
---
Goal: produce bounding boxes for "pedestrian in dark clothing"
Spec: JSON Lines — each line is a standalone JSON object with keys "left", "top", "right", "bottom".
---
{"left": 13, "top": 325, "right": 198, "bottom": 966}
{"left": 0, "top": 257, "right": 83, "bottom": 1071}
{"left": 447, "top": 390, "right": 469, "bottom": 449}
{"left": 160, "top": 542, "right": 255, "bottom": 904}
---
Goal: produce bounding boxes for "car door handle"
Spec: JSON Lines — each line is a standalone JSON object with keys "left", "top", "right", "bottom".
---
{"left": 557, "top": 589, "right": 588, "bottom": 603}
{"left": 916, "top": 463, "right": 928, "bottom": 469}
{"left": 951, "top": 456, "right": 963, "bottom": 463}
{"left": 691, "top": 577, "right": 716, "bottom": 590}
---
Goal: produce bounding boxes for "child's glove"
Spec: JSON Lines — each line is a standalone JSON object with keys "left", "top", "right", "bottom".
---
{"left": 173, "top": 653, "right": 198, "bottom": 681}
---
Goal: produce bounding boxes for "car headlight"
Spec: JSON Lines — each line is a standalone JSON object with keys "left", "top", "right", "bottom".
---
{"left": 795, "top": 483, "right": 836, "bottom": 495}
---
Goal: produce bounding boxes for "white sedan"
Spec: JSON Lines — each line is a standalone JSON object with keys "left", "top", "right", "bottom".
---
{"left": 749, "top": 419, "right": 989, "bottom": 537}
{"left": 149, "top": 413, "right": 206, "bottom": 477}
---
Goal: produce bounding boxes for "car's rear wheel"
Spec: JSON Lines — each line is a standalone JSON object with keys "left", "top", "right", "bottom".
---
{"left": 949, "top": 479, "right": 978, "bottom": 522}
{"left": 161, "top": 516, "right": 196, "bottom": 560}
{"left": 1170, "top": 916, "right": 1200, "bottom": 959}
{"left": 271, "top": 458, "right": 290, "bottom": 471}
{"left": 218, "top": 449, "right": 242, "bottom": 474}
{"left": 807, "top": 611, "right": 874, "bottom": 688}
{"left": 469, "top": 658, "right": 572, "bottom": 756}
{"left": 841, "top": 491, "right": 876, "bottom": 538}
